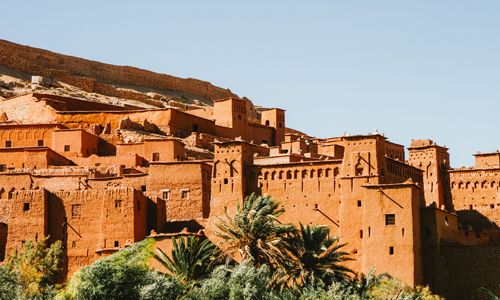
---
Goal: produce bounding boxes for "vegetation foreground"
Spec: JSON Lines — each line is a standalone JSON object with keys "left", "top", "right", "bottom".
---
{"left": 0, "top": 194, "right": 496, "bottom": 299}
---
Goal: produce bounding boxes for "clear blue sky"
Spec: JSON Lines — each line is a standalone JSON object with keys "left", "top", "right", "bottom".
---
{"left": 1, "top": 1, "right": 499, "bottom": 167}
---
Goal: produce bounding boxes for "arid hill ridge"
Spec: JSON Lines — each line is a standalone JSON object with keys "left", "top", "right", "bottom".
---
{"left": 0, "top": 39, "right": 237, "bottom": 105}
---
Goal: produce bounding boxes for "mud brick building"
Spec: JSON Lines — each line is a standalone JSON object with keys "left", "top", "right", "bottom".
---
{"left": 0, "top": 91, "right": 498, "bottom": 299}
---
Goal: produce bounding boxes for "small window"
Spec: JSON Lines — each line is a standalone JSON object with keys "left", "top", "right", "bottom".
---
{"left": 115, "top": 199, "right": 122, "bottom": 208}
{"left": 265, "top": 120, "right": 270, "bottom": 126}
{"left": 385, "top": 214, "right": 395, "bottom": 225}
{"left": 23, "top": 203, "right": 30, "bottom": 211}
{"left": 64, "top": 145, "right": 70, "bottom": 152}
{"left": 223, "top": 178, "right": 229, "bottom": 184}
{"left": 4, "top": 140, "right": 12, "bottom": 148}
{"left": 469, "top": 205, "right": 473, "bottom": 210}
{"left": 238, "top": 114, "right": 242, "bottom": 120}
{"left": 0, "top": 164, "right": 6, "bottom": 172}
{"left": 181, "top": 190, "right": 189, "bottom": 199}
{"left": 491, "top": 204, "right": 495, "bottom": 209}
{"left": 114, "top": 241, "right": 119, "bottom": 248}
{"left": 356, "top": 167, "right": 364, "bottom": 176}
{"left": 368, "top": 226, "right": 371, "bottom": 237}
{"left": 37, "top": 139, "right": 44, "bottom": 146}
{"left": 389, "top": 246, "right": 394, "bottom": 255}
{"left": 141, "top": 185, "right": 146, "bottom": 192}
{"left": 192, "top": 124, "right": 199, "bottom": 132}
{"left": 152, "top": 152, "right": 160, "bottom": 162}
{"left": 360, "top": 230, "right": 363, "bottom": 238}
{"left": 71, "top": 204, "right": 82, "bottom": 218}
{"left": 357, "top": 200, "right": 362, "bottom": 207}
{"left": 72, "top": 241, "right": 77, "bottom": 248}
{"left": 162, "top": 190, "right": 170, "bottom": 200}
{"left": 445, "top": 216, "right": 449, "bottom": 226}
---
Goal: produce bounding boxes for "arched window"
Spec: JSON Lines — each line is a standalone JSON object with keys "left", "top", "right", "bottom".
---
{"left": 465, "top": 182, "right": 470, "bottom": 189}
{"left": 310, "top": 169, "right": 316, "bottom": 178}
{"left": 279, "top": 171, "right": 284, "bottom": 180}
{"left": 271, "top": 171, "right": 277, "bottom": 180}
{"left": 474, "top": 181, "right": 479, "bottom": 189}
{"left": 325, "top": 168, "right": 331, "bottom": 177}
{"left": 264, "top": 172, "right": 269, "bottom": 180}
{"left": 286, "top": 171, "right": 292, "bottom": 180}
{"left": 294, "top": 170, "right": 300, "bottom": 179}
{"left": 481, "top": 181, "right": 487, "bottom": 189}
{"left": 302, "top": 170, "right": 308, "bottom": 179}
{"left": 451, "top": 182, "right": 456, "bottom": 189}
{"left": 318, "top": 169, "right": 324, "bottom": 178}
{"left": 458, "top": 182, "right": 463, "bottom": 189}
{"left": 334, "top": 167, "right": 340, "bottom": 177}
{"left": 491, "top": 181, "right": 496, "bottom": 188}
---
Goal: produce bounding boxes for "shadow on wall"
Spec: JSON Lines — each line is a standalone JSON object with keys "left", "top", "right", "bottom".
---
{"left": 47, "top": 193, "right": 69, "bottom": 280}
{"left": 456, "top": 209, "right": 498, "bottom": 233}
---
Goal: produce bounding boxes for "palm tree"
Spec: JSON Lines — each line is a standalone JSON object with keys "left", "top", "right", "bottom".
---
{"left": 351, "top": 268, "right": 390, "bottom": 299}
{"left": 215, "top": 193, "right": 295, "bottom": 266}
{"left": 154, "top": 235, "right": 220, "bottom": 284}
{"left": 479, "top": 286, "right": 499, "bottom": 300}
{"left": 274, "top": 223, "right": 354, "bottom": 288}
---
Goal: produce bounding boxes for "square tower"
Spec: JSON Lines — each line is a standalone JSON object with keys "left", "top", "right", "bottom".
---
{"left": 261, "top": 108, "right": 286, "bottom": 146}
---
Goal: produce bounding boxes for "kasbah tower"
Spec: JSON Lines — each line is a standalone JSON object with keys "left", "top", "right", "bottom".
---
{"left": 0, "top": 39, "right": 498, "bottom": 299}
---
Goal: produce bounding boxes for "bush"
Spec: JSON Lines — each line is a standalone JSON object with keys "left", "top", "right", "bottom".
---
{"left": 59, "top": 239, "right": 154, "bottom": 300}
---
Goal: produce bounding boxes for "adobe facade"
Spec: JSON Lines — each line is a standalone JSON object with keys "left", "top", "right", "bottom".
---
{"left": 0, "top": 93, "right": 498, "bottom": 298}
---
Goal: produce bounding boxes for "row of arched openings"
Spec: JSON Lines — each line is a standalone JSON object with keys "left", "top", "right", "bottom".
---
{"left": 260, "top": 167, "right": 340, "bottom": 181}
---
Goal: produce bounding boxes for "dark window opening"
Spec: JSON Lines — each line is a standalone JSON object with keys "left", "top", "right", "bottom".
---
{"left": 356, "top": 167, "right": 364, "bottom": 176}
{"left": 491, "top": 204, "right": 495, "bottom": 209}
{"left": 64, "top": 145, "right": 70, "bottom": 152}
{"left": 4, "top": 140, "right": 12, "bottom": 148}
{"left": 368, "top": 226, "right": 371, "bottom": 237}
{"left": 389, "top": 246, "right": 394, "bottom": 255}
{"left": 192, "top": 124, "right": 199, "bottom": 132}
{"left": 141, "top": 185, "right": 146, "bottom": 192}
{"left": 152, "top": 152, "right": 160, "bottom": 162}
{"left": 224, "top": 178, "right": 229, "bottom": 184}
{"left": 265, "top": 120, "right": 270, "bottom": 126}
{"left": 71, "top": 204, "right": 81, "bottom": 218}
{"left": 262, "top": 139, "right": 268, "bottom": 145}
{"left": 238, "top": 114, "right": 242, "bottom": 120}
{"left": 402, "top": 228, "right": 405, "bottom": 236}
{"left": 72, "top": 241, "right": 77, "bottom": 248}
{"left": 23, "top": 203, "right": 30, "bottom": 211}
{"left": 181, "top": 190, "right": 189, "bottom": 199}
{"left": 162, "top": 191, "right": 170, "bottom": 200}
{"left": 385, "top": 214, "right": 396, "bottom": 225}
{"left": 37, "top": 139, "right": 44, "bottom": 146}
{"left": 115, "top": 200, "right": 122, "bottom": 208}
{"left": 0, "top": 164, "right": 6, "bottom": 172}
{"left": 114, "top": 241, "right": 119, "bottom": 248}
{"left": 469, "top": 205, "right": 473, "bottom": 210}
{"left": 357, "top": 200, "right": 362, "bottom": 207}
{"left": 360, "top": 230, "right": 363, "bottom": 238}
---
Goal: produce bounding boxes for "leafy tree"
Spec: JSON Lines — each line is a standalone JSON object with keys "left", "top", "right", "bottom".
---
{"left": 6, "top": 237, "right": 63, "bottom": 299}
{"left": 365, "top": 272, "right": 443, "bottom": 300}
{"left": 216, "top": 193, "right": 294, "bottom": 266}
{"left": 0, "top": 265, "right": 18, "bottom": 300}
{"left": 186, "top": 260, "right": 271, "bottom": 300}
{"left": 275, "top": 224, "right": 353, "bottom": 288}
{"left": 153, "top": 235, "right": 220, "bottom": 285}
{"left": 139, "top": 271, "right": 184, "bottom": 300}
{"left": 59, "top": 239, "right": 154, "bottom": 300}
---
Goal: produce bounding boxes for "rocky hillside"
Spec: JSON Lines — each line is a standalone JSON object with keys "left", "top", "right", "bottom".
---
{"left": 0, "top": 39, "right": 237, "bottom": 108}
